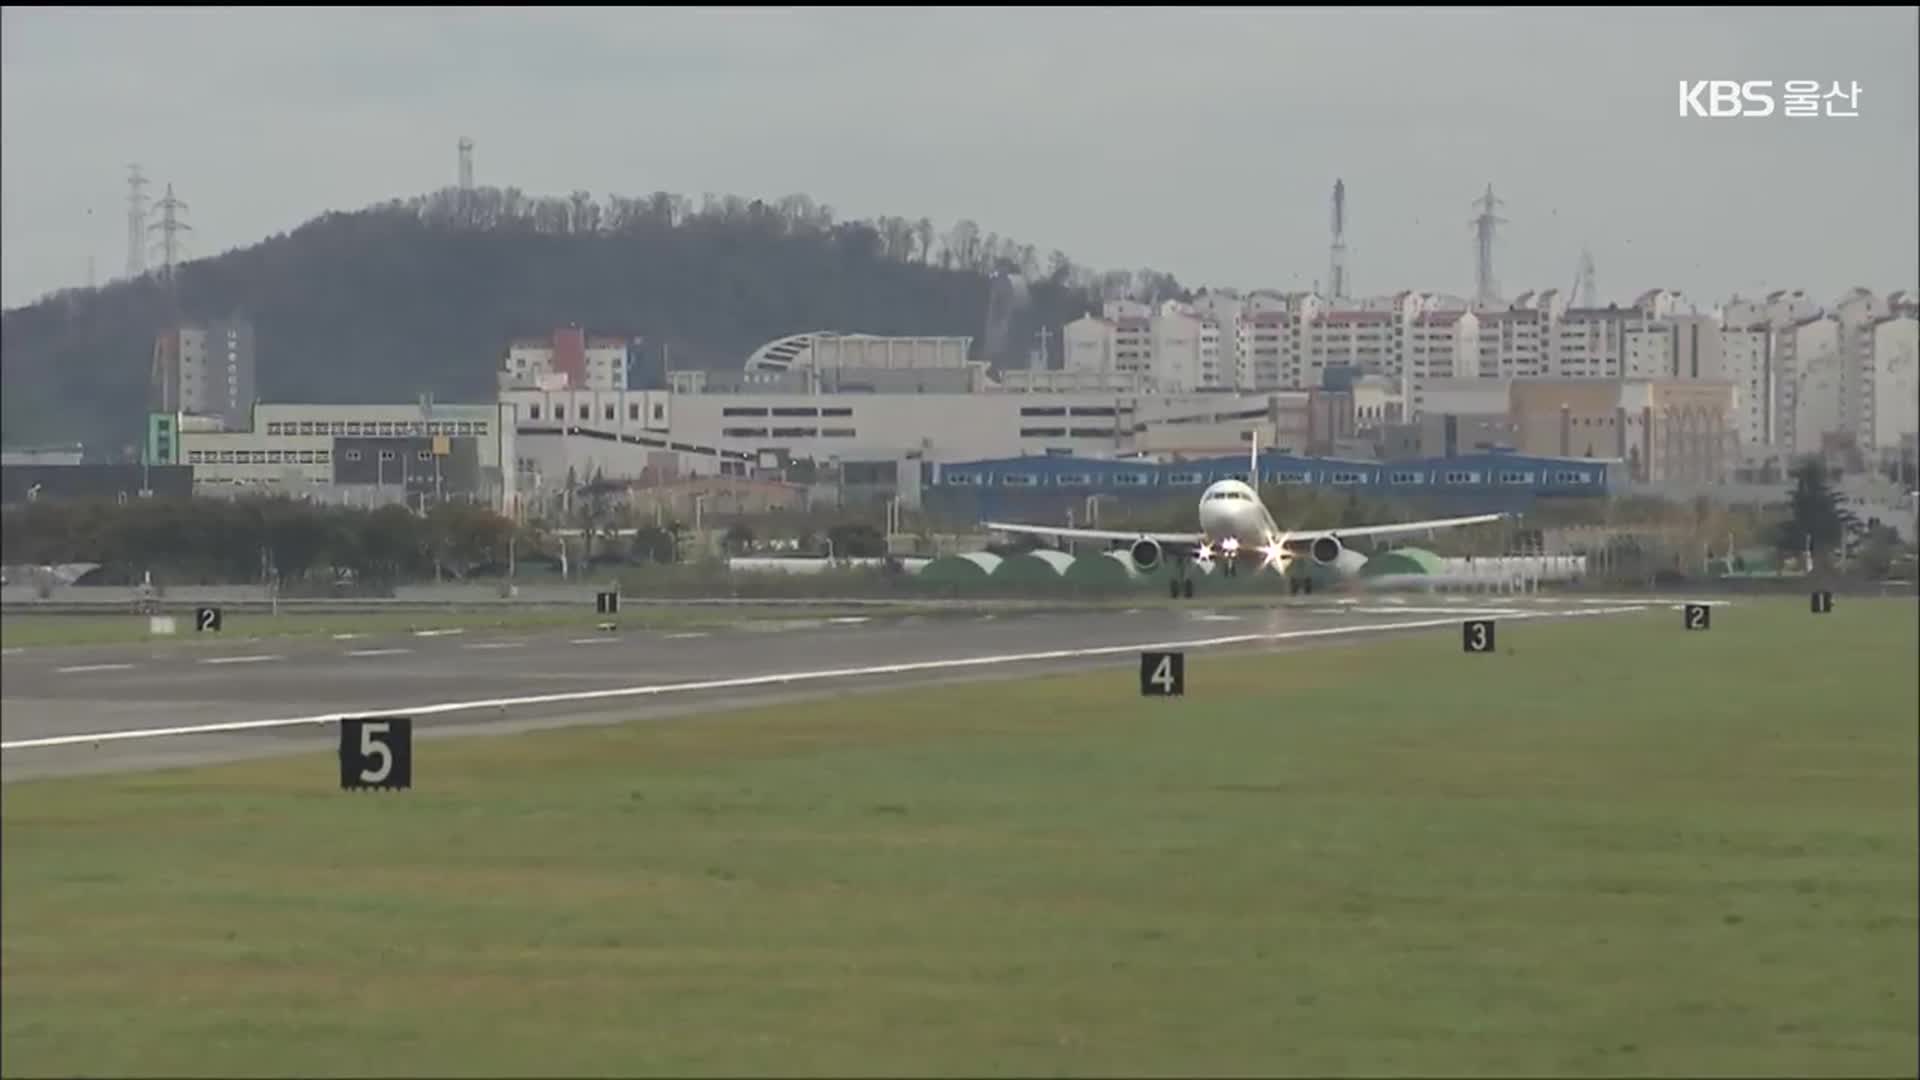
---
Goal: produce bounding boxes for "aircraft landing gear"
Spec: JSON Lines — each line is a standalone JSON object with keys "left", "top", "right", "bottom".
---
{"left": 1169, "top": 556, "right": 1196, "bottom": 599}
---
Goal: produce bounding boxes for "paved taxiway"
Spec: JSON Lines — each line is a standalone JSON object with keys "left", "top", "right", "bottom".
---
{"left": 1, "top": 597, "right": 1632, "bottom": 782}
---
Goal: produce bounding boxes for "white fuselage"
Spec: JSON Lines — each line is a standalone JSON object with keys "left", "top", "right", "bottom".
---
{"left": 1196, "top": 479, "right": 1284, "bottom": 567}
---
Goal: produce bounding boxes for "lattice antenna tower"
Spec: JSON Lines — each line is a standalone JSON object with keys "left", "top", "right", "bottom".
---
{"left": 1470, "top": 183, "right": 1507, "bottom": 308}
{"left": 125, "top": 164, "right": 149, "bottom": 277}
{"left": 1575, "top": 246, "right": 1597, "bottom": 308}
{"left": 1328, "top": 179, "right": 1349, "bottom": 301}
{"left": 149, "top": 183, "right": 192, "bottom": 280}
{"left": 457, "top": 137, "right": 475, "bottom": 225}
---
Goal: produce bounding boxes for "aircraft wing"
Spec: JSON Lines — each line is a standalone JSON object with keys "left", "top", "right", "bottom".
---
{"left": 983, "top": 522, "right": 1206, "bottom": 546}
{"left": 1287, "top": 512, "right": 1509, "bottom": 542}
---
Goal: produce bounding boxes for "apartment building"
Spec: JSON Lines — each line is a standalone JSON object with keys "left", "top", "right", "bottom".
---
{"left": 1869, "top": 309, "right": 1919, "bottom": 453}
{"left": 499, "top": 326, "right": 637, "bottom": 392}
{"left": 149, "top": 318, "right": 256, "bottom": 430}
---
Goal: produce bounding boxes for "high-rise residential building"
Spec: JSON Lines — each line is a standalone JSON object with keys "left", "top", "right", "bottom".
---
{"left": 1717, "top": 325, "right": 1775, "bottom": 451}
{"left": 1062, "top": 300, "right": 1225, "bottom": 392}
{"left": 1049, "top": 284, "right": 1903, "bottom": 469}
{"left": 149, "top": 317, "right": 256, "bottom": 431}
{"left": 1868, "top": 303, "right": 1918, "bottom": 453}
{"left": 499, "top": 326, "right": 634, "bottom": 392}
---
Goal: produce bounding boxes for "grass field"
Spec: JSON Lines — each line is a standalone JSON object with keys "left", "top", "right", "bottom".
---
{"left": 3, "top": 599, "right": 1914, "bottom": 1077}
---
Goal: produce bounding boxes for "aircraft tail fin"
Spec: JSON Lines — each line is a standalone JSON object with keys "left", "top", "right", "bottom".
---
{"left": 1249, "top": 429, "right": 1258, "bottom": 484}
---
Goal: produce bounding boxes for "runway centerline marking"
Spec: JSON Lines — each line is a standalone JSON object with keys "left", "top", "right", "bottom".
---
{"left": 54, "top": 663, "right": 137, "bottom": 674}
{"left": 0, "top": 606, "right": 1651, "bottom": 752}
{"left": 569, "top": 638, "right": 618, "bottom": 646}
{"left": 413, "top": 628, "right": 465, "bottom": 638}
{"left": 346, "top": 648, "right": 412, "bottom": 657}
{"left": 200, "top": 655, "right": 282, "bottom": 665}
{"left": 463, "top": 642, "right": 525, "bottom": 650}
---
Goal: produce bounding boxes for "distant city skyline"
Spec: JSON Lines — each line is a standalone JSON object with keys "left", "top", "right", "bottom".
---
{"left": 3, "top": 6, "right": 1915, "bottom": 311}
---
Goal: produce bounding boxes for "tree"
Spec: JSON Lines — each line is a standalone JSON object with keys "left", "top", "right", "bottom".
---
{"left": 631, "top": 525, "right": 678, "bottom": 564}
{"left": 1775, "top": 456, "right": 1856, "bottom": 566}
{"left": 914, "top": 218, "right": 934, "bottom": 265}
{"left": 2, "top": 180, "right": 1153, "bottom": 450}
{"left": 945, "top": 219, "right": 980, "bottom": 271}
{"left": 426, "top": 501, "right": 515, "bottom": 578}
{"left": 826, "top": 522, "right": 886, "bottom": 558}
{"left": 1851, "top": 523, "right": 1902, "bottom": 579}
{"left": 1047, "top": 250, "right": 1073, "bottom": 284}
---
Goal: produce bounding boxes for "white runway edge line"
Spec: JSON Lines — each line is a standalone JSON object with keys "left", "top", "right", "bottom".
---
{"left": 53, "top": 663, "right": 136, "bottom": 674}
{"left": 1, "top": 606, "right": 1648, "bottom": 752}
{"left": 199, "top": 655, "right": 283, "bottom": 665}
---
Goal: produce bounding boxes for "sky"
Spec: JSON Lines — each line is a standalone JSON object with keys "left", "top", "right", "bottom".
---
{"left": 3, "top": 5, "right": 1916, "bottom": 311}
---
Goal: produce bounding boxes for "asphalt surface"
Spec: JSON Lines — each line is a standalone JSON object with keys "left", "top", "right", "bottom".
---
{"left": 1, "top": 597, "right": 1623, "bottom": 783}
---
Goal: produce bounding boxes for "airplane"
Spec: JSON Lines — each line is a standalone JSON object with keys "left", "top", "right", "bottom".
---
{"left": 984, "top": 433, "right": 1509, "bottom": 599}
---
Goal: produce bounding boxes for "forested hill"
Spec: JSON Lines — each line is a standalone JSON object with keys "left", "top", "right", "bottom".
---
{"left": 1, "top": 186, "right": 1188, "bottom": 454}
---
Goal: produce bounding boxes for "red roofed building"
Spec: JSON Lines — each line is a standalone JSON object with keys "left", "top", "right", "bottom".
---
{"left": 500, "top": 326, "right": 635, "bottom": 392}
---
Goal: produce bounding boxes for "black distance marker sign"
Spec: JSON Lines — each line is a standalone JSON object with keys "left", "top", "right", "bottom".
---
{"left": 1684, "top": 603, "right": 1711, "bottom": 631}
{"left": 1140, "top": 651, "right": 1185, "bottom": 697}
{"left": 596, "top": 591, "right": 620, "bottom": 615}
{"left": 195, "top": 606, "right": 222, "bottom": 633}
{"left": 340, "top": 717, "right": 413, "bottom": 791}
{"left": 1462, "top": 619, "right": 1496, "bottom": 654}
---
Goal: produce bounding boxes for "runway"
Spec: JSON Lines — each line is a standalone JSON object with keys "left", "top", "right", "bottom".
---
{"left": 1, "top": 598, "right": 1644, "bottom": 783}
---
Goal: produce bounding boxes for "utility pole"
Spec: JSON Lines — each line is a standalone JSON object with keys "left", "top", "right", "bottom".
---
{"left": 150, "top": 183, "right": 191, "bottom": 285}
{"left": 125, "top": 165, "right": 149, "bottom": 278}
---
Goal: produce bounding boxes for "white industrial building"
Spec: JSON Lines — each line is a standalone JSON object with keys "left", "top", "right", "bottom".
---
{"left": 743, "top": 332, "right": 973, "bottom": 376}
{"left": 496, "top": 326, "right": 1385, "bottom": 506}
{"left": 178, "top": 402, "right": 518, "bottom": 510}
{"left": 503, "top": 383, "right": 1330, "bottom": 479}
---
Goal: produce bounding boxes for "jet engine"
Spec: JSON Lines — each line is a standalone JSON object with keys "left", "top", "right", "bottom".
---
{"left": 1129, "top": 537, "right": 1163, "bottom": 572}
{"left": 1310, "top": 535, "right": 1344, "bottom": 565}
